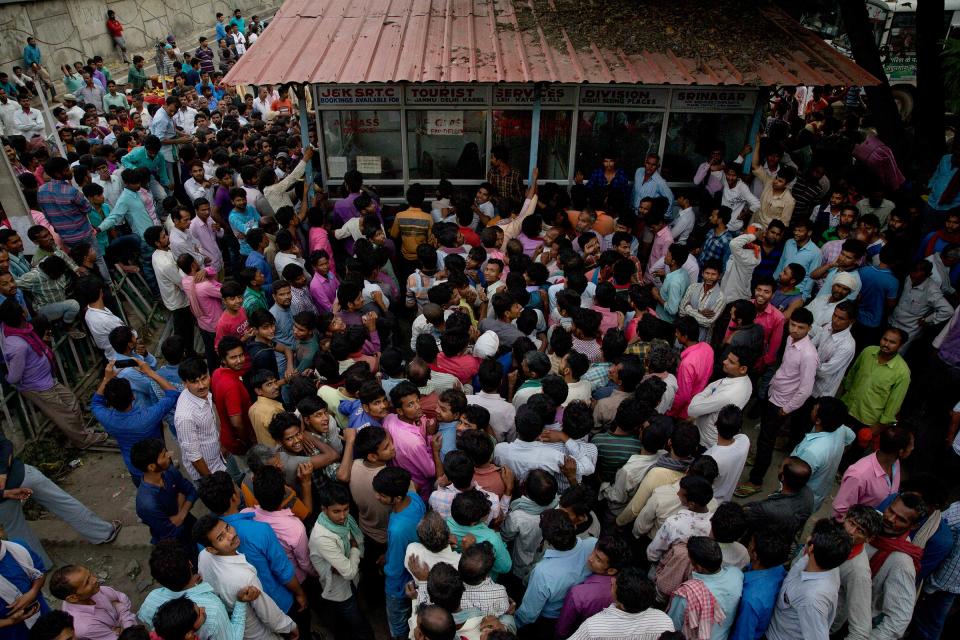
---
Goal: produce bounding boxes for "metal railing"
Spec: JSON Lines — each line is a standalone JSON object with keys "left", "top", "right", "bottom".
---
{"left": 0, "top": 268, "right": 165, "bottom": 450}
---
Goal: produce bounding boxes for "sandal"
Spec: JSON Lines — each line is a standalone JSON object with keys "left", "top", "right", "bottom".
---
{"left": 734, "top": 483, "right": 763, "bottom": 499}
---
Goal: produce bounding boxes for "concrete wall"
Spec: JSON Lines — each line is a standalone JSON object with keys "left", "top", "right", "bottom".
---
{"left": 0, "top": 0, "right": 281, "bottom": 72}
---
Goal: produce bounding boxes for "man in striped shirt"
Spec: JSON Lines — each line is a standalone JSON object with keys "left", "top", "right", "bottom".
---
{"left": 174, "top": 357, "right": 228, "bottom": 482}
{"left": 36, "top": 157, "right": 93, "bottom": 248}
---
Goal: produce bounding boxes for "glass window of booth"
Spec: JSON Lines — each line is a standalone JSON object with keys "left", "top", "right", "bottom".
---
{"left": 321, "top": 110, "right": 403, "bottom": 180}
{"left": 407, "top": 110, "right": 487, "bottom": 180}
{"left": 492, "top": 110, "right": 572, "bottom": 181}
{"left": 662, "top": 112, "right": 752, "bottom": 183}
{"left": 574, "top": 111, "right": 664, "bottom": 182}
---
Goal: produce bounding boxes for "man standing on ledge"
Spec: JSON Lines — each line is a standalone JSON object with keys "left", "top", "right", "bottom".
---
{"left": 487, "top": 144, "right": 524, "bottom": 205}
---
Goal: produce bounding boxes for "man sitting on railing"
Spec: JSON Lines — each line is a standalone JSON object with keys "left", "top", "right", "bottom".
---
{"left": 0, "top": 299, "right": 108, "bottom": 450}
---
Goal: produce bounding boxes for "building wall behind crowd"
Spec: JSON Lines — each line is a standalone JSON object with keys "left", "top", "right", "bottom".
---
{"left": 0, "top": 0, "right": 281, "bottom": 71}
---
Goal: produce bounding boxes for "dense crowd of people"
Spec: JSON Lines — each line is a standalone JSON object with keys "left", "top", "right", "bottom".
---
{"left": 1, "top": 14, "right": 960, "bottom": 640}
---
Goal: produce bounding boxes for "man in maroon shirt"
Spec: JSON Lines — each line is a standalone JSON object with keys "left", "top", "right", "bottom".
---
{"left": 210, "top": 336, "right": 254, "bottom": 454}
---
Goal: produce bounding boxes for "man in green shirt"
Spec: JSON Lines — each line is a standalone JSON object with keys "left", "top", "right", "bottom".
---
{"left": 127, "top": 55, "right": 148, "bottom": 92}
{"left": 102, "top": 80, "right": 127, "bottom": 112}
{"left": 840, "top": 327, "right": 911, "bottom": 446}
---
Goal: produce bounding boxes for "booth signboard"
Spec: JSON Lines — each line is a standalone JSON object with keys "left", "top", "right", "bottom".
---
{"left": 493, "top": 84, "right": 575, "bottom": 106}
{"left": 405, "top": 85, "right": 491, "bottom": 105}
{"left": 670, "top": 89, "right": 757, "bottom": 112}
{"left": 315, "top": 85, "right": 402, "bottom": 106}
{"left": 579, "top": 87, "right": 669, "bottom": 109}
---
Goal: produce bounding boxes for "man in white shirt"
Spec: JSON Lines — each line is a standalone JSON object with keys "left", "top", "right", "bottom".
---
{"left": 466, "top": 360, "right": 516, "bottom": 442}
{"left": 130, "top": 94, "right": 152, "bottom": 129}
{"left": 146, "top": 226, "right": 194, "bottom": 354}
{"left": 168, "top": 207, "right": 206, "bottom": 265}
{"left": 62, "top": 94, "right": 85, "bottom": 128}
{"left": 493, "top": 406, "right": 566, "bottom": 485}
{"left": 687, "top": 346, "right": 754, "bottom": 448}
{"left": 173, "top": 101, "right": 199, "bottom": 135}
{"left": 184, "top": 163, "right": 212, "bottom": 203}
{"left": 810, "top": 301, "right": 857, "bottom": 400}
{"left": 194, "top": 514, "right": 298, "bottom": 640}
{"left": 721, "top": 166, "right": 760, "bottom": 233}
{"left": 91, "top": 159, "right": 124, "bottom": 207}
{"left": 79, "top": 279, "right": 127, "bottom": 360}
{"left": 703, "top": 406, "right": 751, "bottom": 503}
{"left": 14, "top": 94, "right": 44, "bottom": 142}
{"left": 670, "top": 193, "right": 696, "bottom": 244}
{"left": 0, "top": 89, "right": 19, "bottom": 135}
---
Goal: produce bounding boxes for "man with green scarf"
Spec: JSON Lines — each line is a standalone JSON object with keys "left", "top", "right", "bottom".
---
{"left": 307, "top": 482, "right": 374, "bottom": 640}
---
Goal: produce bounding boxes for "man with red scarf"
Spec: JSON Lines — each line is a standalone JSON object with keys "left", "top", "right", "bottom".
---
{"left": 0, "top": 299, "right": 108, "bottom": 448}
{"left": 866, "top": 492, "right": 926, "bottom": 640}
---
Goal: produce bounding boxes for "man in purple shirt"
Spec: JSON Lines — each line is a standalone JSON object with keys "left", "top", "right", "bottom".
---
{"left": 331, "top": 170, "right": 381, "bottom": 255}
{"left": 309, "top": 250, "right": 338, "bottom": 312}
{"left": 554, "top": 536, "right": 630, "bottom": 637}
{"left": 740, "top": 307, "right": 819, "bottom": 496}
{"left": 0, "top": 299, "right": 107, "bottom": 449}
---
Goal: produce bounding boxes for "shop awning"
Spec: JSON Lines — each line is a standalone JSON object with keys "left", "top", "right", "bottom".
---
{"left": 224, "top": 0, "right": 881, "bottom": 88}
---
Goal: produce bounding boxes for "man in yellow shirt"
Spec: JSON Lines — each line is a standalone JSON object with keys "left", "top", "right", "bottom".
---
{"left": 390, "top": 183, "right": 433, "bottom": 275}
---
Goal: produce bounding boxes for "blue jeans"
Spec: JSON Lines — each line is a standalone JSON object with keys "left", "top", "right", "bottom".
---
{"left": 385, "top": 593, "right": 411, "bottom": 639}
{"left": 38, "top": 299, "right": 80, "bottom": 324}
{"left": 912, "top": 587, "right": 957, "bottom": 640}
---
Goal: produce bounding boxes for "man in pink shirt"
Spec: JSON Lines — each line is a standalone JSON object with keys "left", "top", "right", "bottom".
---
{"left": 644, "top": 208, "right": 674, "bottom": 284}
{"left": 382, "top": 381, "right": 440, "bottom": 501}
{"left": 739, "top": 307, "right": 818, "bottom": 497}
{"left": 753, "top": 277, "right": 786, "bottom": 374}
{"left": 246, "top": 466, "right": 317, "bottom": 583}
{"left": 178, "top": 253, "right": 223, "bottom": 373}
{"left": 832, "top": 426, "right": 912, "bottom": 521}
{"left": 668, "top": 317, "right": 714, "bottom": 419}
{"left": 54, "top": 565, "right": 138, "bottom": 640}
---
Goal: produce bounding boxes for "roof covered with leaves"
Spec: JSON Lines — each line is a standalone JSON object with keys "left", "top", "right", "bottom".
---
{"left": 224, "top": 0, "right": 880, "bottom": 87}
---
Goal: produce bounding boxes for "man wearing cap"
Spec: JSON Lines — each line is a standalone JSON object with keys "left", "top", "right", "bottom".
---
{"left": 62, "top": 94, "right": 85, "bottom": 128}
{"left": 805, "top": 271, "right": 858, "bottom": 340}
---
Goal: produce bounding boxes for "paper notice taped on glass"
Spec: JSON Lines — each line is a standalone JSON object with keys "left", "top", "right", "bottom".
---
{"left": 356, "top": 156, "right": 382, "bottom": 174}
{"left": 327, "top": 156, "right": 348, "bottom": 178}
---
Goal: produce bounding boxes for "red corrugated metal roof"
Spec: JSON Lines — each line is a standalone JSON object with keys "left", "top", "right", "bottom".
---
{"left": 224, "top": 0, "right": 881, "bottom": 87}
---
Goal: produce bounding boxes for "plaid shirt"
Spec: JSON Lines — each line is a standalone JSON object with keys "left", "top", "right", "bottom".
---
{"left": 586, "top": 168, "right": 631, "bottom": 201}
{"left": 700, "top": 228, "right": 733, "bottom": 267}
{"left": 582, "top": 361, "right": 612, "bottom": 391}
{"left": 417, "top": 577, "right": 510, "bottom": 617}
{"left": 487, "top": 166, "right": 525, "bottom": 203}
{"left": 36, "top": 179, "right": 93, "bottom": 245}
{"left": 16, "top": 268, "right": 68, "bottom": 307}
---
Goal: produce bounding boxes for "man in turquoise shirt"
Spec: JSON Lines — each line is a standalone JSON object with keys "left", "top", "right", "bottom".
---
{"left": 138, "top": 539, "right": 251, "bottom": 640}
{"left": 98, "top": 170, "right": 154, "bottom": 239}
{"left": 774, "top": 219, "right": 823, "bottom": 300}
{"left": 445, "top": 490, "right": 512, "bottom": 578}
{"left": 790, "top": 397, "right": 856, "bottom": 511}
{"left": 668, "top": 536, "right": 744, "bottom": 640}
{"left": 121, "top": 136, "right": 169, "bottom": 202}
{"left": 515, "top": 510, "right": 596, "bottom": 629}
{"left": 374, "top": 467, "right": 427, "bottom": 640}
{"left": 655, "top": 243, "right": 691, "bottom": 323}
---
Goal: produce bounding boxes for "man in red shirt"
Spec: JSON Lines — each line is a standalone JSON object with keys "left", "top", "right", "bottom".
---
{"left": 752, "top": 276, "right": 786, "bottom": 397}
{"left": 210, "top": 336, "right": 254, "bottom": 455}
{"left": 105, "top": 11, "right": 129, "bottom": 63}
